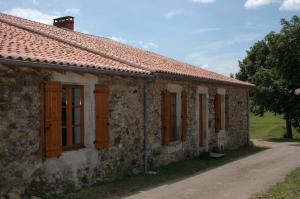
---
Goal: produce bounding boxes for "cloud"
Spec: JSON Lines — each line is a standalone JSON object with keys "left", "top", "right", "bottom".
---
{"left": 165, "top": 10, "right": 190, "bottom": 19}
{"left": 65, "top": 8, "right": 80, "bottom": 15}
{"left": 193, "top": 27, "right": 220, "bottom": 33}
{"left": 109, "top": 36, "right": 159, "bottom": 50}
{"left": 196, "top": 33, "right": 263, "bottom": 51}
{"left": 184, "top": 33, "right": 264, "bottom": 75}
{"left": 5, "top": 8, "right": 58, "bottom": 24}
{"left": 244, "top": 0, "right": 279, "bottom": 9}
{"left": 133, "top": 41, "right": 159, "bottom": 49}
{"left": 109, "top": 36, "right": 128, "bottom": 44}
{"left": 280, "top": 0, "right": 300, "bottom": 11}
{"left": 191, "top": 0, "right": 216, "bottom": 4}
{"left": 32, "top": 0, "right": 39, "bottom": 5}
{"left": 185, "top": 51, "right": 241, "bottom": 75}
{"left": 4, "top": 7, "right": 81, "bottom": 25}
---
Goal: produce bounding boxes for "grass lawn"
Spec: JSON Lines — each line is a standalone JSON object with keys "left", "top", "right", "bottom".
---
{"left": 44, "top": 146, "right": 266, "bottom": 199}
{"left": 250, "top": 112, "right": 300, "bottom": 141}
{"left": 253, "top": 167, "right": 300, "bottom": 199}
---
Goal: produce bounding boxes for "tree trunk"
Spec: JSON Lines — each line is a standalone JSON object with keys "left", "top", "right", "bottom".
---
{"left": 285, "top": 119, "right": 293, "bottom": 139}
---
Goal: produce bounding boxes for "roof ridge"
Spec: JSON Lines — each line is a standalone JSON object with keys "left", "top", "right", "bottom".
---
{"left": 0, "top": 13, "right": 153, "bottom": 73}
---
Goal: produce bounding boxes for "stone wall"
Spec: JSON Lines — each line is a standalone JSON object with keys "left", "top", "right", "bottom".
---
{"left": 0, "top": 64, "right": 250, "bottom": 196}
{"left": 147, "top": 81, "right": 200, "bottom": 167}
{"left": 0, "top": 66, "right": 146, "bottom": 196}
{"left": 147, "top": 81, "right": 249, "bottom": 168}
{"left": 224, "top": 87, "right": 249, "bottom": 149}
{"left": 0, "top": 64, "right": 47, "bottom": 195}
{"left": 27, "top": 71, "right": 146, "bottom": 194}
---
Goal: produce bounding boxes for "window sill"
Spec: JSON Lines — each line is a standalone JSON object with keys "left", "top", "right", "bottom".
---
{"left": 168, "top": 140, "right": 181, "bottom": 146}
{"left": 165, "top": 141, "right": 183, "bottom": 153}
{"left": 63, "top": 145, "right": 85, "bottom": 152}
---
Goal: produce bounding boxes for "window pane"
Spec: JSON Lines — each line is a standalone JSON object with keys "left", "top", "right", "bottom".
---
{"left": 62, "top": 88, "right": 67, "bottom": 106}
{"left": 62, "top": 128, "right": 67, "bottom": 146}
{"left": 72, "top": 107, "right": 81, "bottom": 125}
{"left": 62, "top": 108, "right": 67, "bottom": 126}
{"left": 72, "top": 127, "right": 81, "bottom": 145}
{"left": 72, "top": 88, "right": 81, "bottom": 106}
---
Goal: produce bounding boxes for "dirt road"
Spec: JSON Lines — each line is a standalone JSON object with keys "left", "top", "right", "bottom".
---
{"left": 126, "top": 140, "right": 300, "bottom": 199}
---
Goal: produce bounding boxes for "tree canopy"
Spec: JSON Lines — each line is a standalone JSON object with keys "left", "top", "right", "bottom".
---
{"left": 236, "top": 16, "right": 300, "bottom": 138}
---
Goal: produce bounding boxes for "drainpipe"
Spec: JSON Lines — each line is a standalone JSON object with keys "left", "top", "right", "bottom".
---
{"left": 143, "top": 79, "right": 155, "bottom": 174}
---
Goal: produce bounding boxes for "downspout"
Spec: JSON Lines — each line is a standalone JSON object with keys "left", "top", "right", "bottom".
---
{"left": 143, "top": 78, "right": 155, "bottom": 174}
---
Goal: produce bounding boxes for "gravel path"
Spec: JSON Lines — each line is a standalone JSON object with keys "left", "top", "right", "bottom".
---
{"left": 126, "top": 140, "right": 300, "bottom": 199}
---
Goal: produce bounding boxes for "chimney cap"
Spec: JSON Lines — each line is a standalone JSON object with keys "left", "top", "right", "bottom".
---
{"left": 53, "top": 16, "right": 74, "bottom": 30}
{"left": 53, "top": 16, "right": 74, "bottom": 22}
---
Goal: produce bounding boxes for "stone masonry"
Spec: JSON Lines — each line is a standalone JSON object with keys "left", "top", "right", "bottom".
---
{"left": 0, "top": 64, "right": 250, "bottom": 196}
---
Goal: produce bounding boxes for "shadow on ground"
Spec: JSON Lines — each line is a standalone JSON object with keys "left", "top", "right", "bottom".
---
{"left": 266, "top": 137, "right": 300, "bottom": 143}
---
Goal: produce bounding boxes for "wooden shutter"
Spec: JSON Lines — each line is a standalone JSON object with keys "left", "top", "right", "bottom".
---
{"left": 181, "top": 90, "right": 188, "bottom": 141}
{"left": 225, "top": 95, "right": 229, "bottom": 130}
{"left": 95, "top": 85, "right": 109, "bottom": 150}
{"left": 199, "top": 95, "right": 204, "bottom": 145}
{"left": 162, "top": 90, "right": 172, "bottom": 145}
{"left": 44, "top": 81, "right": 62, "bottom": 159}
{"left": 215, "top": 94, "right": 221, "bottom": 133}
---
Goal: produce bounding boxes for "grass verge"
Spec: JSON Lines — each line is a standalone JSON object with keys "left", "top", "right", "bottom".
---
{"left": 253, "top": 167, "right": 300, "bottom": 199}
{"left": 45, "top": 145, "right": 266, "bottom": 199}
{"left": 250, "top": 112, "right": 300, "bottom": 141}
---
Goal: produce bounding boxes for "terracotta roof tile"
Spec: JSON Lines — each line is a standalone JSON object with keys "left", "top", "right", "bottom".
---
{"left": 0, "top": 12, "right": 253, "bottom": 87}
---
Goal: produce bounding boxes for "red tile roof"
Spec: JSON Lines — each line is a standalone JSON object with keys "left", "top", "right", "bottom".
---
{"left": 0, "top": 12, "right": 254, "bottom": 87}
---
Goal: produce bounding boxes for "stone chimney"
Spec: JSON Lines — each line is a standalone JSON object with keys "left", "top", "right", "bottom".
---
{"left": 53, "top": 16, "right": 74, "bottom": 30}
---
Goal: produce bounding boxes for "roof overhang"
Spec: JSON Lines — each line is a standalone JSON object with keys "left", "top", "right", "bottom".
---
{"left": 154, "top": 71, "right": 255, "bottom": 89}
{"left": 0, "top": 58, "right": 255, "bottom": 89}
{"left": 0, "top": 58, "right": 151, "bottom": 78}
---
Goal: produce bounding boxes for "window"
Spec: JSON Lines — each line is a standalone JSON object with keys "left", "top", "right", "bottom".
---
{"left": 181, "top": 90, "right": 188, "bottom": 141}
{"left": 162, "top": 88, "right": 182, "bottom": 145}
{"left": 61, "top": 85, "right": 84, "bottom": 150}
{"left": 215, "top": 94, "right": 221, "bottom": 133}
{"left": 225, "top": 95, "right": 229, "bottom": 130}
{"left": 199, "top": 94, "right": 205, "bottom": 146}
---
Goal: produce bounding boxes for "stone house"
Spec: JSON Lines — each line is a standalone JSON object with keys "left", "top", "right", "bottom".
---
{"left": 0, "top": 13, "right": 254, "bottom": 195}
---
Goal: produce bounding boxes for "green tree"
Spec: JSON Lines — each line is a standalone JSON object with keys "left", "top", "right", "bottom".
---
{"left": 236, "top": 16, "right": 300, "bottom": 138}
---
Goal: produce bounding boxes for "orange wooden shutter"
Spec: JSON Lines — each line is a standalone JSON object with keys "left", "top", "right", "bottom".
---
{"left": 44, "top": 81, "right": 62, "bottom": 159}
{"left": 95, "top": 85, "right": 109, "bottom": 150}
{"left": 215, "top": 94, "right": 221, "bottom": 133}
{"left": 181, "top": 90, "right": 188, "bottom": 141}
{"left": 162, "top": 90, "right": 172, "bottom": 145}
{"left": 225, "top": 95, "right": 229, "bottom": 130}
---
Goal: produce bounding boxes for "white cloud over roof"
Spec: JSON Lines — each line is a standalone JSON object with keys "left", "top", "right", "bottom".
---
{"left": 280, "top": 0, "right": 300, "bottom": 11}
{"left": 244, "top": 0, "right": 279, "bottom": 9}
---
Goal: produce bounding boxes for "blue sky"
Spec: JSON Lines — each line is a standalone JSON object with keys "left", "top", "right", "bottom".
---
{"left": 0, "top": 0, "right": 299, "bottom": 75}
